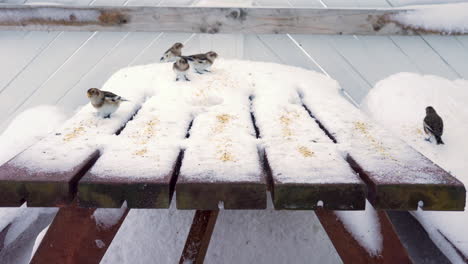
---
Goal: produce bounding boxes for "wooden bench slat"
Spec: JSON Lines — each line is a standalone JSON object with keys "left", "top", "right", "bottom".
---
{"left": 30, "top": 206, "right": 128, "bottom": 264}
{"left": 177, "top": 103, "right": 266, "bottom": 210}
{"left": 299, "top": 86, "right": 466, "bottom": 210}
{"left": 251, "top": 79, "right": 366, "bottom": 210}
{"left": 78, "top": 95, "right": 193, "bottom": 208}
{"left": 316, "top": 209, "right": 412, "bottom": 264}
{"left": 179, "top": 210, "right": 219, "bottom": 264}
{"left": 0, "top": 67, "right": 147, "bottom": 207}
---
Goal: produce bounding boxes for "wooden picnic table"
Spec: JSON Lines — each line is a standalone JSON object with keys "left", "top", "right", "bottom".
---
{"left": 0, "top": 60, "right": 465, "bottom": 264}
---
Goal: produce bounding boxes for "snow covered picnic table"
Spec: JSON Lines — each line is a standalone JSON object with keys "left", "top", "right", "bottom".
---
{"left": 0, "top": 60, "right": 464, "bottom": 211}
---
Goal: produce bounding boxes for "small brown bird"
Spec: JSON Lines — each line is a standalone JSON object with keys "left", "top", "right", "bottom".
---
{"left": 173, "top": 57, "right": 190, "bottom": 82}
{"left": 160, "top": 42, "right": 183, "bottom": 62}
{"left": 424, "top": 106, "right": 444, "bottom": 145}
{"left": 185, "top": 51, "right": 218, "bottom": 74}
{"left": 87, "top": 88, "right": 128, "bottom": 118}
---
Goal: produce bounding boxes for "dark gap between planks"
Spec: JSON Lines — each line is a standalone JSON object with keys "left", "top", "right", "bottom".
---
{"left": 249, "top": 94, "right": 274, "bottom": 193}
{"left": 169, "top": 119, "right": 195, "bottom": 198}
{"left": 67, "top": 105, "right": 143, "bottom": 203}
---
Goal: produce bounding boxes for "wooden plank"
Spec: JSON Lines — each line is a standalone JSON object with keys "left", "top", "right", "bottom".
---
{"left": 78, "top": 95, "right": 193, "bottom": 208}
{"left": 176, "top": 102, "right": 266, "bottom": 210}
{"left": 30, "top": 206, "right": 128, "bottom": 264}
{"left": 316, "top": 209, "right": 412, "bottom": 264}
{"left": 420, "top": 36, "right": 468, "bottom": 79}
{"left": 291, "top": 34, "right": 372, "bottom": 103}
{"left": 251, "top": 86, "right": 365, "bottom": 210}
{"left": 179, "top": 210, "right": 219, "bottom": 264}
{"left": 389, "top": 36, "right": 460, "bottom": 79}
{"left": 0, "top": 85, "right": 145, "bottom": 206}
{"left": 0, "top": 31, "right": 94, "bottom": 127}
{"left": 0, "top": 5, "right": 461, "bottom": 35}
{"left": 299, "top": 85, "right": 466, "bottom": 210}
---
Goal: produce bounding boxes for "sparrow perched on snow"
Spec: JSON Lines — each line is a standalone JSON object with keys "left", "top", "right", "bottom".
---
{"left": 424, "top": 106, "right": 444, "bottom": 145}
{"left": 185, "top": 51, "right": 218, "bottom": 74}
{"left": 87, "top": 88, "right": 128, "bottom": 118}
{"left": 173, "top": 57, "right": 190, "bottom": 82}
{"left": 160, "top": 42, "right": 183, "bottom": 62}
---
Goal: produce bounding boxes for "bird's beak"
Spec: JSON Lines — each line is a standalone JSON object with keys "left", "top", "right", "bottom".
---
{"left": 87, "top": 92, "right": 92, "bottom": 98}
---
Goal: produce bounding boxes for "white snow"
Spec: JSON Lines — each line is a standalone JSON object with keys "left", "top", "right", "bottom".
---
{"left": 335, "top": 200, "right": 383, "bottom": 256}
{"left": 0, "top": 105, "right": 64, "bottom": 249}
{"left": 0, "top": 105, "right": 67, "bottom": 166}
{"left": 9, "top": 65, "right": 150, "bottom": 173}
{"left": 392, "top": 3, "right": 468, "bottom": 34}
{"left": 102, "top": 196, "right": 342, "bottom": 264}
{"left": 30, "top": 224, "right": 49, "bottom": 262}
{"left": 87, "top": 60, "right": 361, "bottom": 186}
{"left": 92, "top": 202, "right": 127, "bottom": 230}
{"left": 297, "top": 79, "right": 454, "bottom": 186}
{"left": 362, "top": 72, "right": 468, "bottom": 263}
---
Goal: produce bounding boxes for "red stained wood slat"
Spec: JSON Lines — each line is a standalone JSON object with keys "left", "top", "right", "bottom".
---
{"left": 30, "top": 205, "right": 128, "bottom": 264}
{"left": 180, "top": 210, "right": 219, "bottom": 264}
{"left": 316, "top": 209, "right": 412, "bottom": 264}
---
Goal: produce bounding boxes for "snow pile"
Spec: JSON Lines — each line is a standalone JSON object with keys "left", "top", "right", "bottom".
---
{"left": 87, "top": 60, "right": 359, "bottom": 185}
{"left": 362, "top": 72, "right": 468, "bottom": 263}
{"left": 392, "top": 3, "right": 468, "bottom": 34}
{"left": 9, "top": 65, "right": 152, "bottom": 173}
{"left": 335, "top": 201, "right": 383, "bottom": 256}
{"left": 102, "top": 197, "right": 342, "bottom": 264}
{"left": 0, "top": 105, "right": 67, "bottom": 165}
{"left": 0, "top": 105, "right": 64, "bottom": 232}
{"left": 92, "top": 203, "right": 127, "bottom": 230}
{"left": 297, "top": 76, "right": 451, "bottom": 188}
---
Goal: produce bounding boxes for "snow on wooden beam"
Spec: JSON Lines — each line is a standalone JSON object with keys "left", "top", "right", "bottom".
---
{"left": 316, "top": 209, "right": 412, "bottom": 264}
{"left": 180, "top": 210, "right": 219, "bottom": 264}
{"left": 30, "top": 206, "right": 128, "bottom": 264}
{"left": 0, "top": 5, "right": 462, "bottom": 35}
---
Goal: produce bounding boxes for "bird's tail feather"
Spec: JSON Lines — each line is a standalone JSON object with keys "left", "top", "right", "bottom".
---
{"left": 435, "top": 135, "right": 444, "bottom": 145}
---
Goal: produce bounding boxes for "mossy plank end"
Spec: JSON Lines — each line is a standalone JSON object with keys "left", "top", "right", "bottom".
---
{"left": 273, "top": 182, "right": 366, "bottom": 210}
{"left": 176, "top": 181, "right": 267, "bottom": 210}
{"left": 372, "top": 183, "right": 466, "bottom": 211}
{"left": 0, "top": 151, "right": 99, "bottom": 207}
{"left": 78, "top": 173, "right": 172, "bottom": 208}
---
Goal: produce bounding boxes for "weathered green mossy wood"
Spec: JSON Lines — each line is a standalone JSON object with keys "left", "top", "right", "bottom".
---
{"left": 273, "top": 183, "right": 366, "bottom": 210}
{"left": 346, "top": 155, "right": 466, "bottom": 211}
{"left": 78, "top": 174, "right": 173, "bottom": 208}
{"left": 176, "top": 181, "right": 267, "bottom": 210}
{"left": 78, "top": 152, "right": 183, "bottom": 208}
{"left": 263, "top": 153, "right": 366, "bottom": 210}
{"left": 373, "top": 184, "right": 465, "bottom": 211}
{"left": 0, "top": 151, "right": 99, "bottom": 207}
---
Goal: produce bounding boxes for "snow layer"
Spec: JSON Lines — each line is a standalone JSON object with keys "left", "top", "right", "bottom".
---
{"left": 298, "top": 79, "right": 452, "bottom": 186}
{"left": 335, "top": 200, "right": 383, "bottom": 256}
{"left": 362, "top": 72, "right": 468, "bottom": 263}
{"left": 0, "top": 105, "right": 67, "bottom": 166}
{"left": 92, "top": 203, "right": 127, "bottom": 230}
{"left": 88, "top": 60, "right": 361, "bottom": 185}
{"left": 180, "top": 67, "right": 260, "bottom": 182}
{"left": 10, "top": 65, "right": 151, "bottom": 172}
{"left": 392, "top": 3, "right": 468, "bottom": 34}
{"left": 102, "top": 196, "right": 342, "bottom": 264}
{"left": 0, "top": 105, "right": 63, "bottom": 247}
